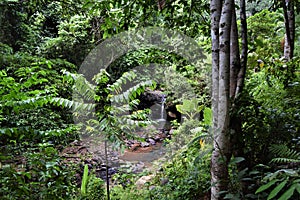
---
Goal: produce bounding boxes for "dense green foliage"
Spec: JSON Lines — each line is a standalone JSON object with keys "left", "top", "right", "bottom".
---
{"left": 0, "top": 0, "right": 299, "bottom": 199}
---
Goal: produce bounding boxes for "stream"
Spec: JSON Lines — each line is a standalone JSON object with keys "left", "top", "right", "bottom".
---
{"left": 80, "top": 96, "right": 170, "bottom": 174}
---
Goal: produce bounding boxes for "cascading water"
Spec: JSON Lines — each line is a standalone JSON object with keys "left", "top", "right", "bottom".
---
{"left": 119, "top": 93, "right": 168, "bottom": 166}
{"left": 155, "top": 94, "right": 166, "bottom": 130}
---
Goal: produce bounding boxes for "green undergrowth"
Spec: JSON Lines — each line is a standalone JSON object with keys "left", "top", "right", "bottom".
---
{"left": 108, "top": 118, "right": 212, "bottom": 200}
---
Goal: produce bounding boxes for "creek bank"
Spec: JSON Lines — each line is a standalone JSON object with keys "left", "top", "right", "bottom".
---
{"left": 60, "top": 128, "right": 173, "bottom": 185}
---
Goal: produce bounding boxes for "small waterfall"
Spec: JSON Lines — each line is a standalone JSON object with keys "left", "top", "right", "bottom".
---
{"left": 160, "top": 95, "right": 166, "bottom": 119}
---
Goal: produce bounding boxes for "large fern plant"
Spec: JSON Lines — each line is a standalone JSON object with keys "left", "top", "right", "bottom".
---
{"left": 51, "top": 69, "right": 156, "bottom": 149}
{"left": 255, "top": 144, "right": 300, "bottom": 200}
{"left": 269, "top": 144, "right": 300, "bottom": 164}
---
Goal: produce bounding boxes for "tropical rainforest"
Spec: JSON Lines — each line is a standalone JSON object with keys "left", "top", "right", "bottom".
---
{"left": 0, "top": 0, "right": 299, "bottom": 199}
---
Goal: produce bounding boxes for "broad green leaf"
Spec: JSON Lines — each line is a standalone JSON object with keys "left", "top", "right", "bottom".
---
{"left": 256, "top": 179, "right": 279, "bottom": 194}
{"left": 176, "top": 104, "right": 186, "bottom": 115}
{"left": 278, "top": 184, "right": 296, "bottom": 200}
{"left": 203, "top": 107, "right": 212, "bottom": 125}
{"left": 81, "top": 164, "right": 89, "bottom": 196}
{"left": 279, "top": 169, "right": 299, "bottom": 176}
{"left": 267, "top": 179, "right": 288, "bottom": 200}
{"left": 295, "top": 183, "right": 300, "bottom": 194}
{"left": 230, "top": 157, "right": 245, "bottom": 164}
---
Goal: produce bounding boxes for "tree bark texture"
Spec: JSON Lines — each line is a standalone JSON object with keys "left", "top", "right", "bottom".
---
{"left": 229, "top": 9, "right": 240, "bottom": 99}
{"left": 210, "top": 1, "right": 221, "bottom": 197}
{"left": 235, "top": 0, "right": 247, "bottom": 97}
{"left": 210, "top": 0, "right": 248, "bottom": 199}
{"left": 282, "top": 0, "right": 295, "bottom": 60}
{"left": 210, "top": 0, "right": 233, "bottom": 199}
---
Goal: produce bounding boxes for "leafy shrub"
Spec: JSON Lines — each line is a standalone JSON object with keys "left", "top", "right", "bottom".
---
{"left": 0, "top": 50, "right": 81, "bottom": 199}
{"left": 110, "top": 185, "right": 151, "bottom": 200}
{"left": 0, "top": 51, "right": 78, "bottom": 147}
{"left": 235, "top": 64, "right": 300, "bottom": 167}
{"left": 255, "top": 166, "right": 300, "bottom": 200}
{"left": 40, "top": 14, "right": 94, "bottom": 65}
{"left": 146, "top": 117, "right": 211, "bottom": 200}
{"left": 85, "top": 175, "right": 105, "bottom": 200}
{"left": 0, "top": 146, "right": 77, "bottom": 199}
{"left": 254, "top": 145, "right": 300, "bottom": 200}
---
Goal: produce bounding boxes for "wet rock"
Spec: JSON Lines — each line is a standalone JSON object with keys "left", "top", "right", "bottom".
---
{"left": 96, "top": 165, "right": 118, "bottom": 180}
{"left": 149, "top": 185, "right": 156, "bottom": 190}
{"left": 135, "top": 174, "right": 155, "bottom": 189}
{"left": 70, "top": 140, "right": 82, "bottom": 146}
{"left": 154, "top": 135, "right": 163, "bottom": 142}
{"left": 132, "top": 162, "right": 145, "bottom": 173}
{"left": 147, "top": 138, "right": 156, "bottom": 145}
{"left": 109, "top": 167, "right": 118, "bottom": 174}
{"left": 126, "top": 140, "right": 133, "bottom": 146}
{"left": 141, "top": 142, "right": 150, "bottom": 147}
{"left": 138, "top": 91, "right": 165, "bottom": 110}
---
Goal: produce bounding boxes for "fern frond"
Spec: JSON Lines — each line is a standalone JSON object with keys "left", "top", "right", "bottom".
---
{"left": 0, "top": 126, "right": 73, "bottom": 138}
{"left": 271, "top": 158, "right": 300, "bottom": 164}
{"left": 65, "top": 72, "right": 96, "bottom": 101}
{"left": 107, "top": 71, "right": 137, "bottom": 94}
{"left": 110, "top": 80, "right": 156, "bottom": 103}
{"left": 270, "top": 144, "right": 300, "bottom": 164}
{"left": 3, "top": 96, "right": 51, "bottom": 110}
{"left": 50, "top": 97, "right": 95, "bottom": 112}
{"left": 119, "top": 117, "right": 152, "bottom": 128}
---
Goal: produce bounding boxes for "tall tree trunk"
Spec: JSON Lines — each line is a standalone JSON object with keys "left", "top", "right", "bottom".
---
{"left": 210, "top": 0, "right": 248, "bottom": 199}
{"left": 282, "top": 0, "right": 295, "bottom": 60}
{"left": 210, "top": 0, "right": 221, "bottom": 159}
{"left": 229, "top": 8, "right": 240, "bottom": 99}
{"left": 236, "top": 0, "right": 247, "bottom": 97}
{"left": 210, "top": 0, "right": 221, "bottom": 197}
{"left": 210, "top": 0, "right": 233, "bottom": 199}
{"left": 229, "top": 0, "right": 248, "bottom": 162}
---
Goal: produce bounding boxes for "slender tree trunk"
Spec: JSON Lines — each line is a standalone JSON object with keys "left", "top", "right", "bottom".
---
{"left": 210, "top": 0, "right": 221, "bottom": 197}
{"left": 210, "top": 0, "right": 233, "bottom": 199}
{"left": 229, "top": 8, "right": 240, "bottom": 99}
{"left": 210, "top": 0, "right": 221, "bottom": 156}
{"left": 282, "top": 0, "right": 295, "bottom": 60}
{"left": 210, "top": 0, "right": 248, "bottom": 199}
{"left": 230, "top": 0, "right": 248, "bottom": 160}
{"left": 236, "top": 0, "right": 247, "bottom": 97}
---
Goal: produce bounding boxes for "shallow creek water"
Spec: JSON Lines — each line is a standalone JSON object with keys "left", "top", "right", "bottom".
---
{"left": 119, "top": 142, "right": 165, "bottom": 163}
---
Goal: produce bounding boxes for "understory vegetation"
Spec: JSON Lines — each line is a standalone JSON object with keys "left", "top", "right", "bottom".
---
{"left": 0, "top": 0, "right": 299, "bottom": 199}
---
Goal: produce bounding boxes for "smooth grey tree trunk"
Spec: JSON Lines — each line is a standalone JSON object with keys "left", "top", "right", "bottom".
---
{"left": 210, "top": 0, "right": 248, "bottom": 199}
{"left": 210, "top": 0, "right": 221, "bottom": 197}
{"left": 210, "top": 0, "right": 233, "bottom": 199}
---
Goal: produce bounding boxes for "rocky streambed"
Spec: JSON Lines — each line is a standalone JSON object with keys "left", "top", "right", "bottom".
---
{"left": 61, "top": 90, "right": 178, "bottom": 184}
{"left": 61, "top": 128, "right": 173, "bottom": 184}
